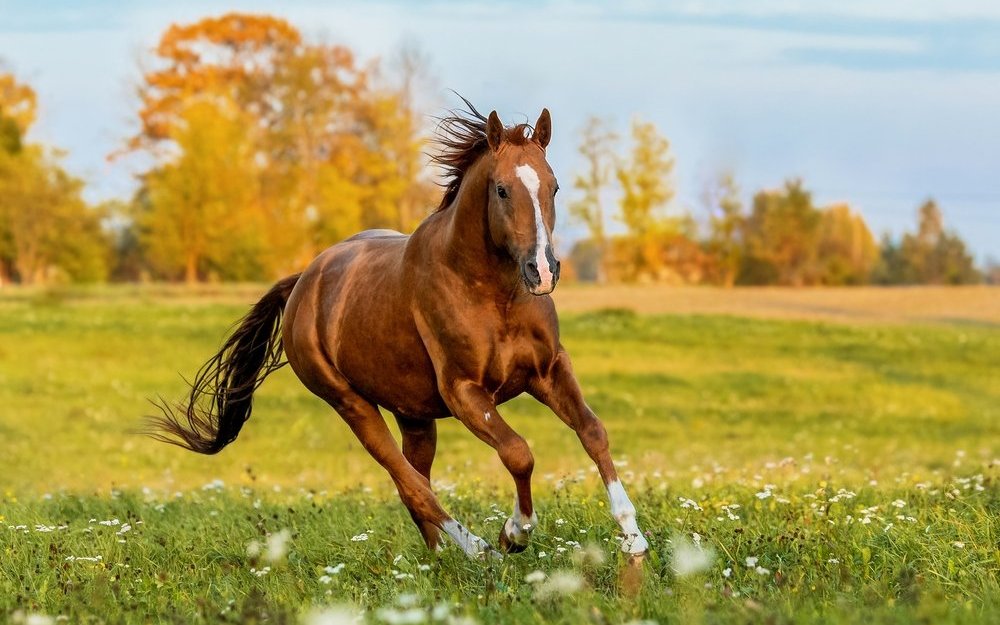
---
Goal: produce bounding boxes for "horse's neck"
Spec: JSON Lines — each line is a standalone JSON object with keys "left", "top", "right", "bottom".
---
{"left": 440, "top": 157, "right": 517, "bottom": 293}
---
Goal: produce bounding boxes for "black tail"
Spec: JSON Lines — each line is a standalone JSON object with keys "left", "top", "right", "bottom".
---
{"left": 146, "top": 273, "right": 302, "bottom": 454}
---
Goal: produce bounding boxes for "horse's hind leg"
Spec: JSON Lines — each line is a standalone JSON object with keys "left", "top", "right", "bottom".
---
{"left": 395, "top": 415, "right": 442, "bottom": 550}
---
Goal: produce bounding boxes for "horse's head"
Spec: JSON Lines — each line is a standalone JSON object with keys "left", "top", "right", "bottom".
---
{"left": 485, "top": 109, "right": 560, "bottom": 296}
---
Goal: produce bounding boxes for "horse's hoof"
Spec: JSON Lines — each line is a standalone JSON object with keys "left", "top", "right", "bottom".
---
{"left": 498, "top": 527, "right": 528, "bottom": 554}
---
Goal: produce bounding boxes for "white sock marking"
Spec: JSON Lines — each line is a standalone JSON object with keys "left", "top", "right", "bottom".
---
{"left": 442, "top": 520, "right": 493, "bottom": 558}
{"left": 503, "top": 499, "right": 538, "bottom": 547}
{"left": 607, "top": 479, "right": 649, "bottom": 554}
{"left": 514, "top": 164, "right": 554, "bottom": 291}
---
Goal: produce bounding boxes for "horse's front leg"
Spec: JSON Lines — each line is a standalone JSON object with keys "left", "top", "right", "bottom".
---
{"left": 441, "top": 379, "right": 537, "bottom": 553}
{"left": 531, "top": 351, "right": 650, "bottom": 556}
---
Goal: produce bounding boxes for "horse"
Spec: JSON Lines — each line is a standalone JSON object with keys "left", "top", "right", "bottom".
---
{"left": 149, "top": 99, "right": 649, "bottom": 559}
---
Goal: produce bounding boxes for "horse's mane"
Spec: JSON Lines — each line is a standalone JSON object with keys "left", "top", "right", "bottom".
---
{"left": 430, "top": 95, "right": 533, "bottom": 212}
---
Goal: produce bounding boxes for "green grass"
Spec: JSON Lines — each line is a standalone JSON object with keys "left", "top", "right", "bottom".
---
{"left": 1, "top": 287, "right": 998, "bottom": 624}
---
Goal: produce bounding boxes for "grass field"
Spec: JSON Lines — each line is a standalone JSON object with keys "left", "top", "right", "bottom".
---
{"left": 1, "top": 285, "right": 998, "bottom": 624}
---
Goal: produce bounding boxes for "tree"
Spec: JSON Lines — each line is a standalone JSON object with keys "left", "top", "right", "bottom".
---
{"left": 616, "top": 118, "right": 675, "bottom": 238}
{"left": 614, "top": 118, "right": 677, "bottom": 280}
{"left": 139, "top": 99, "right": 262, "bottom": 282}
{"left": 897, "top": 200, "right": 979, "bottom": 284}
{"left": 702, "top": 171, "right": 744, "bottom": 287}
{"left": 740, "top": 179, "right": 822, "bottom": 286}
{"left": 815, "top": 203, "right": 878, "bottom": 285}
{"left": 0, "top": 70, "right": 108, "bottom": 284}
{"left": 126, "top": 14, "right": 438, "bottom": 281}
{"left": 872, "top": 200, "right": 979, "bottom": 285}
{"left": 568, "top": 117, "right": 617, "bottom": 282}
{"left": 132, "top": 13, "right": 302, "bottom": 150}
{"left": 0, "top": 146, "right": 109, "bottom": 283}
{"left": 0, "top": 70, "right": 37, "bottom": 139}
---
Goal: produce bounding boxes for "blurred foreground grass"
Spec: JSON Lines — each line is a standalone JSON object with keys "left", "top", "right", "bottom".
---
{"left": 1, "top": 284, "right": 998, "bottom": 623}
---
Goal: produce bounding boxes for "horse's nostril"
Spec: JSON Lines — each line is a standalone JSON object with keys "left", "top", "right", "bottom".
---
{"left": 523, "top": 260, "right": 540, "bottom": 285}
{"left": 554, "top": 260, "right": 561, "bottom": 279}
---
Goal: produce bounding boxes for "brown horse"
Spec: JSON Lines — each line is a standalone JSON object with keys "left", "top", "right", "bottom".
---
{"left": 150, "top": 100, "right": 648, "bottom": 558}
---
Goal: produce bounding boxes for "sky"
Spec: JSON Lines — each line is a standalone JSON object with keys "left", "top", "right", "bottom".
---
{"left": 1, "top": 0, "right": 999, "bottom": 260}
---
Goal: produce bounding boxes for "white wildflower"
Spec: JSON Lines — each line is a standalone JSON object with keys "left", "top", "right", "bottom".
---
{"left": 722, "top": 567, "right": 732, "bottom": 578}
{"left": 303, "top": 605, "right": 363, "bottom": 625}
{"left": 265, "top": 529, "right": 291, "bottom": 563}
{"left": 325, "top": 563, "right": 345, "bottom": 575}
{"left": 670, "top": 534, "right": 714, "bottom": 577}
{"left": 534, "top": 570, "right": 585, "bottom": 599}
{"left": 375, "top": 607, "right": 425, "bottom": 624}
{"left": 745, "top": 556, "right": 758, "bottom": 568}
{"left": 350, "top": 532, "right": 370, "bottom": 542}
{"left": 755, "top": 566, "right": 770, "bottom": 576}
{"left": 524, "top": 570, "right": 547, "bottom": 584}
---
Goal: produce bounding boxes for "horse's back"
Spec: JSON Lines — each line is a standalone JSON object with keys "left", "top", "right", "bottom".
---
{"left": 346, "top": 228, "right": 408, "bottom": 242}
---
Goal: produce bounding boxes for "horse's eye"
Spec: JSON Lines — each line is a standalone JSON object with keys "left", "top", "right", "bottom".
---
{"left": 554, "top": 184, "right": 560, "bottom": 196}
{"left": 496, "top": 185, "right": 508, "bottom": 199}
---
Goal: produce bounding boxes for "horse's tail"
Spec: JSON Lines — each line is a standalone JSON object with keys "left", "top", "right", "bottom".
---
{"left": 146, "top": 273, "right": 302, "bottom": 454}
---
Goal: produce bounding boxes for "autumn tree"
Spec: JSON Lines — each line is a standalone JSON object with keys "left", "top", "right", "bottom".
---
{"left": 568, "top": 117, "right": 617, "bottom": 282}
{"left": 126, "top": 13, "right": 436, "bottom": 281}
{"left": 612, "top": 118, "right": 677, "bottom": 280}
{"left": 0, "top": 69, "right": 37, "bottom": 145}
{"left": 814, "top": 203, "right": 878, "bottom": 285}
{"left": 702, "top": 171, "right": 745, "bottom": 287}
{"left": 139, "top": 99, "right": 262, "bottom": 282}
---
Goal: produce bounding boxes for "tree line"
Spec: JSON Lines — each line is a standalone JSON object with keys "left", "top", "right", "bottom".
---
{"left": 0, "top": 13, "right": 994, "bottom": 286}
{"left": 566, "top": 117, "right": 986, "bottom": 286}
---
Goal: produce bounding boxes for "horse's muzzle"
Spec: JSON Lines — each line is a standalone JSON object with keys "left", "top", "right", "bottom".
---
{"left": 521, "top": 249, "right": 560, "bottom": 295}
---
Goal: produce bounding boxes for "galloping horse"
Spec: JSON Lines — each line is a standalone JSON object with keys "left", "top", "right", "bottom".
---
{"left": 150, "top": 100, "right": 649, "bottom": 558}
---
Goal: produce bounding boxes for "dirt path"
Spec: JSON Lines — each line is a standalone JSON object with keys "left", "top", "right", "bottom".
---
{"left": 552, "top": 285, "right": 1000, "bottom": 325}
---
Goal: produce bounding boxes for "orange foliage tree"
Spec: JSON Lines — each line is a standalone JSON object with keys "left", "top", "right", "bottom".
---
{"left": 128, "top": 13, "right": 434, "bottom": 281}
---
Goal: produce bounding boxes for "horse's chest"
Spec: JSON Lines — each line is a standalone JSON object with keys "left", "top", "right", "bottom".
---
{"left": 482, "top": 328, "right": 544, "bottom": 398}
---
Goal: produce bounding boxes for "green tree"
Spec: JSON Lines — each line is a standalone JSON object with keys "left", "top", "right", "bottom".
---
{"left": 740, "top": 179, "right": 822, "bottom": 286}
{"left": 0, "top": 146, "right": 109, "bottom": 283}
{"left": 568, "top": 116, "right": 617, "bottom": 282}
{"left": 0, "top": 70, "right": 108, "bottom": 284}
{"left": 897, "top": 200, "right": 979, "bottom": 284}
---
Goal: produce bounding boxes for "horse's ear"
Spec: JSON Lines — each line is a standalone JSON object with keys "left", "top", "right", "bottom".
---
{"left": 534, "top": 108, "right": 552, "bottom": 149}
{"left": 486, "top": 111, "right": 504, "bottom": 152}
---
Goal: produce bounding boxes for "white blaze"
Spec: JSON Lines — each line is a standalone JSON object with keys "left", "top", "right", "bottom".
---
{"left": 606, "top": 480, "right": 649, "bottom": 554}
{"left": 514, "top": 164, "right": 554, "bottom": 290}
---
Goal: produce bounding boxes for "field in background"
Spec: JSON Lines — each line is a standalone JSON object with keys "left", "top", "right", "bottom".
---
{"left": 1, "top": 284, "right": 998, "bottom": 624}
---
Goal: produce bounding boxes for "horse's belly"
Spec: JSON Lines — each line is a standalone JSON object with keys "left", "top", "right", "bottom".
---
{"left": 333, "top": 302, "right": 448, "bottom": 419}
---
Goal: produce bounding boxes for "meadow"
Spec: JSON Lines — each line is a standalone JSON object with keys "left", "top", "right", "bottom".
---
{"left": 0, "top": 285, "right": 998, "bottom": 624}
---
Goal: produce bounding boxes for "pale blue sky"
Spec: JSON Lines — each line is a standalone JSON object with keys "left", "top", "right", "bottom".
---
{"left": 1, "top": 0, "right": 998, "bottom": 259}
